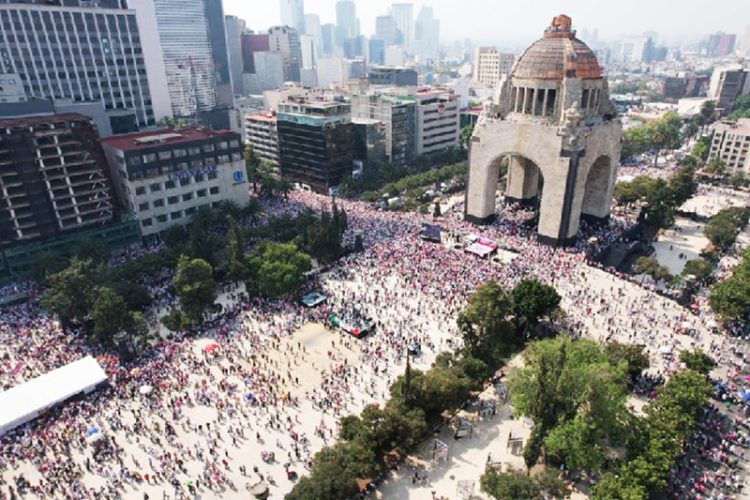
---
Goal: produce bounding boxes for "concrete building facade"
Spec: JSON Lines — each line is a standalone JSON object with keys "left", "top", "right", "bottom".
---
{"left": 466, "top": 15, "right": 622, "bottom": 247}
{"left": 269, "top": 26, "right": 302, "bottom": 83}
{"left": 0, "top": 113, "right": 114, "bottom": 245}
{"left": 0, "top": 0, "right": 171, "bottom": 130}
{"left": 708, "top": 119, "right": 750, "bottom": 174}
{"left": 415, "top": 88, "right": 460, "bottom": 156}
{"left": 709, "top": 65, "right": 750, "bottom": 116}
{"left": 369, "top": 67, "right": 418, "bottom": 87}
{"left": 473, "top": 48, "right": 515, "bottom": 88}
{"left": 101, "top": 127, "right": 248, "bottom": 236}
{"left": 245, "top": 113, "right": 280, "bottom": 170}
{"left": 351, "top": 92, "right": 415, "bottom": 165}
{"left": 280, "top": 0, "right": 305, "bottom": 34}
{"left": 276, "top": 99, "right": 354, "bottom": 193}
{"left": 390, "top": 3, "right": 414, "bottom": 52}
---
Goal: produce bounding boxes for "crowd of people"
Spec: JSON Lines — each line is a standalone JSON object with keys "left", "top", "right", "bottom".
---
{"left": 0, "top": 179, "right": 748, "bottom": 499}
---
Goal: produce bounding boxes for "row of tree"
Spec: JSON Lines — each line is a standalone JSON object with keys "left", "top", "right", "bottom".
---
{"left": 288, "top": 279, "right": 562, "bottom": 499}
{"left": 704, "top": 206, "right": 750, "bottom": 251}
{"left": 620, "top": 112, "right": 683, "bottom": 166}
{"left": 360, "top": 162, "right": 467, "bottom": 203}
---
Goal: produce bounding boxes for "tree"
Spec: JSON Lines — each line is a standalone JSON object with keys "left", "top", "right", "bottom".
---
{"left": 457, "top": 280, "right": 517, "bottom": 365}
{"left": 459, "top": 124, "right": 474, "bottom": 151}
{"left": 244, "top": 145, "right": 261, "bottom": 193}
{"left": 41, "top": 258, "right": 97, "bottom": 326}
{"left": 74, "top": 239, "right": 109, "bottom": 263}
{"left": 699, "top": 100, "right": 716, "bottom": 126}
{"left": 31, "top": 251, "right": 68, "bottom": 284}
{"left": 710, "top": 266, "right": 750, "bottom": 321}
{"left": 704, "top": 156, "right": 727, "bottom": 176}
{"left": 641, "top": 178, "right": 677, "bottom": 232}
{"left": 247, "top": 241, "right": 311, "bottom": 297}
{"left": 667, "top": 166, "right": 696, "bottom": 206}
{"left": 691, "top": 135, "right": 710, "bottom": 162}
{"left": 510, "top": 279, "right": 561, "bottom": 335}
{"left": 90, "top": 287, "right": 131, "bottom": 345}
{"left": 682, "top": 258, "right": 713, "bottom": 280}
{"left": 173, "top": 255, "right": 217, "bottom": 324}
{"left": 633, "top": 256, "right": 671, "bottom": 281}
{"left": 704, "top": 207, "right": 750, "bottom": 250}
{"left": 728, "top": 95, "right": 750, "bottom": 120}
{"left": 649, "top": 112, "right": 682, "bottom": 167}
{"left": 621, "top": 125, "right": 652, "bottom": 161}
{"left": 679, "top": 349, "right": 717, "bottom": 375}
{"left": 225, "top": 219, "right": 249, "bottom": 284}
{"left": 604, "top": 342, "right": 650, "bottom": 385}
{"left": 544, "top": 417, "right": 606, "bottom": 471}
{"left": 591, "top": 473, "right": 648, "bottom": 500}
{"left": 480, "top": 467, "right": 542, "bottom": 500}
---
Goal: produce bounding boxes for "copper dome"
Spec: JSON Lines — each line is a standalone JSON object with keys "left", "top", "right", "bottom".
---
{"left": 511, "top": 15, "right": 602, "bottom": 80}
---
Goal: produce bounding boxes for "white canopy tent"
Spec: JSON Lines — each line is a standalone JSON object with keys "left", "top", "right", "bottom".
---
{"left": 0, "top": 356, "right": 108, "bottom": 436}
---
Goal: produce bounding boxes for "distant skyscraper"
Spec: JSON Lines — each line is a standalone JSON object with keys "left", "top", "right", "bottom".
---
{"left": 269, "top": 26, "right": 302, "bottom": 83}
{"left": 390, "top": 3, "right": 414, "bottom": 52}
{"left": 280, "top": 0, "right": 305, "bottom": 33}
{"left": 472, "top": 48, "right": 514, "bottom": 88}
{"left": 321, "top": 24, "right": 337, "bottom": 55}
{"left": 375, "top": 15, "right": 399, "bottom": 46}
{"left": 336, "top": 0, "right": 358, "bottom": 47}
{"left": 415, "top": 6, "right": 440, "bottom": 60}
{"left": 147, "top": 0, "right": 233, "bottom": 117}
{"left": 707, "top": 32, "right": 737, "bottom": 58}
{"left": 225, "top": 16, "right": 247, "bottom": 97}
{"left": 304, "top": 14, "right": 323, "bottom": 57}
{"left": 0, "top": 0, "right": 171, "bottom": 128}
{"left": 369, "top": 39, "right": 386, "bottom": 65}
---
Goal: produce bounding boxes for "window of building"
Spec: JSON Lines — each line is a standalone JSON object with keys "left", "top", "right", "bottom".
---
{"left": 157, "top": 151, "right": 171, "bottom": 161}
{"left": 135, "top": 186, "right": 146, "bottom": 196}
{"left": 173, "top": 148, "right": 187, "bottom": 158}
{"left": 209, "top": 186, "right": 220, "bottom": 195}
{"left": 231, "top": 153, "right": 242, "bottom": 161}
{"left": 153, "top": 199, "right": 165, "bottom": 208}
{"left": 180, "top": 177, "right": 191, "bottom": 186}
{"left": 150, "top": 183, "right": 162, "bottom": 192}
{"left": 208, "top": 171, "right": 218, "bottom": 180}
{"left": 182, "top": 193, "right": 193, "bottom": 202}
{"left": 194, "top": 173, "right": 204, "bottom": 183}
{"left": 185, "top": 206, "right": 197, "bottom": 216}
{"left": 197, "top": 189, "right": 207, "bottom": 198}
{"left": 230, "top": 140, "right": 240, "bottom": 148}
{"left": 126, "top": 156, "right": 141, "bottom": 166}
{"left": 167, "top": 196, "right": 179, "bottom": 205}
{"left": 165, "top": 180, "right": 176, "bottom": 189}
{"left": 138, "top": 202, "right": 149, "bottom": 211}
{"left": 142, "top": 153, "right": 157, "bottom": 163}
{"left": 156, "top": 214, "right": 168, "bottom": 223}
{"left": 170, "top": 211, "right": 182, "bottom": 220}
{"left": 217, "top": 141, "right": 228, "bottom": 150}
{"left": 142, "top": 218, "right": 153, "bottom": 227}
{"left": 188, "top": 147, "right": 201, "bottom": 155}
{"left": 190, "top": 159, "right": 203, "bottom": 168}
{"left": 217, "top": 155, "right": 229, "bottom": 164}
{"left": 202, "top": 143, "right": 215, "bottom": 153}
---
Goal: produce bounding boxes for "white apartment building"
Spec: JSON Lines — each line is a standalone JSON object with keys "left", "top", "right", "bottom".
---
{"left": 473, "top": 48, "right": 515, "bottom": 88}
{"left": 415, "top": 88, "right": 460, "bottom": 156}
{"left": 245, "top": 113, "right": 280, "bottom": 171}
{"left": 101, "top": 128, "right": 249, "bottom": 236}
{"left": 708, "top": 119, "right": 750, "bottom": 174}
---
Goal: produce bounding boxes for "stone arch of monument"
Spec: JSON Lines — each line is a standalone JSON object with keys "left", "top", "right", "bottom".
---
{"left": 464, "top": 13, "right": 622, "bottom": 247}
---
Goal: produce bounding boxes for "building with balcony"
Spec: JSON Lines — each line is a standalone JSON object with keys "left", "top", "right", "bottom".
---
{"left": 415, "top": 88, "right": 460, "bottom": 156}
{"left": 708, "top": 119, "right": 750, "bottom": 174}
{"left": 277, "top": 99, "right": 354, "bottom": 193}
{"left": 245, "top": 112, "right": 280, "bottom": 171}
{"left": 101, "top": 127, "right": 249, "bottom": 236}
{"left": 0, "top": 113, "right": 115, "bottom": 246}
{"left": 472, "top": 48, "right": 515, "bottom": 89}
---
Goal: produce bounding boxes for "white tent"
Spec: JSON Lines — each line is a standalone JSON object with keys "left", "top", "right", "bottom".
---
{"left": 0, "top": 356, "right": 108, "bottom": 436}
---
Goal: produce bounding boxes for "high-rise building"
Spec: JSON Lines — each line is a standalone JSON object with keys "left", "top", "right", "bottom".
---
{"left": 300, "top": 35, "right": 317, "bottom": 70}
{"left": 245, "top": 113, "right": 280, "bottom": 172}
{"left": 277, "top": 99, "right": 354, "bottom": 193}
{"left": 472, "top": 48, "right": 515, "bottom": 88}
{"left": 316, "top": 58, "right": 346, "bottom": 88}
{"left": 0, "top": 0, "right": 171, "bottom": 130}
{"left": 415, "top": 88, "right": 459, "bottom": 156}
{"left": 280, "top": 0, "right": 305, "bottom": 33}
{"left": 368, "top": 67, "right": 418, "bottom": 87}
{"left": 225, "top": 16, "right": 247, "bottom": 97}
{"left": 0, "top": 114, "right": 114, "bottom": 245}
{"left": 708, "top": 119, "right": 750, "bottom": 174}
{"left": 243, "top": 52, "right": 285, "bottom": 94}
{"left": 269, "top": 26, "right": 303, "bottom": 83}
{"left": 350, "top": 92, "right": 416, "bottom": 165}
{"left": 142, "top": 0, "right": 233, "bottom": 117}
{"left": 709, "top": 65, "right": 750, "bottom": 115}
{"left": 241, "top": 34, "right": 271, "bottom": 74}
{"left": 620, "top": 37, "right": 647, "bottom": 63}
{"left": 742, "top": 26, "right": 750, "bottom": 56}
{"left": 390, "top": 4, "right": 414, "bottom": 52}
{"left": 304, "top": 14, "right": 323, "bottom": 57}
{"left": 321, "top": 24, "right": 337, "bottom": 56}
{"left": 101, "top": 127, "right": 248, "bottom": 237}
{"left": 335, "top": 0, "right": 359, "bottom": 47}
{"left": 369, "top": 39, "right": 386, "bottom": 66}
{"left": 343, "top": 36, "right": 366, "bottom": 60}
{"left": 415, "top": 6, "right": 440, "bottom": 60}
{"left": 375, "top": 15, "right": 399, "bottom": 46}
{"left": 707, "top": 32, "right": 737, "bottom": 58}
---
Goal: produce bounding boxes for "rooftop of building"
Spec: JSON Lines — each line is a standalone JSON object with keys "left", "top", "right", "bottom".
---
{"left": 101, "top": 127, "right": 236, "bottom": 152}
{"left": 246, "top": 112, "right": 277, "bottom": 123}
{"left": 0, "top": 112, "right": 92, "bottom": 129}
{"left": 511, "top": 14, "right": 602, "bottom": 81}
{"left": 711, "top": 118, "right": 750, "bottom": 135}
{"left": 369, "top": 66, "right": 417, "bottom": 72}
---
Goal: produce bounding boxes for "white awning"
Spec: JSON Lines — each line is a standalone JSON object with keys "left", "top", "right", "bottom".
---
{"left": 0, "top": 356, "right": 108, "bottom": 436}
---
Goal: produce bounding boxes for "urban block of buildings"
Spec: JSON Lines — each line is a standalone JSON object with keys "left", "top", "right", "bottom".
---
{"left": 708, "top": 119, "right": 750, "bottom": 174}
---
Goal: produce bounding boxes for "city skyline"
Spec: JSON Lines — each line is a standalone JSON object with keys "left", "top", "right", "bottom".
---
{"left": 224, "top": 0, "right": 749, "bottom": 47}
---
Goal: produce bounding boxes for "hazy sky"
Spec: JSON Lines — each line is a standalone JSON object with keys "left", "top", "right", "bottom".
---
{"left": 224, "top": 0, "right": 749, "bottom": 48}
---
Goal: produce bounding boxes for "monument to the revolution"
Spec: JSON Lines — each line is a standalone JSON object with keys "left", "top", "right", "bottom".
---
{"left": 466, "top": 14, "right": 622, "bottom": 246}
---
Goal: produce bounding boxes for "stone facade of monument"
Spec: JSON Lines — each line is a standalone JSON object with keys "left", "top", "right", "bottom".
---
{"left": 465, "top": 14, "right": 622, "bottom": 246}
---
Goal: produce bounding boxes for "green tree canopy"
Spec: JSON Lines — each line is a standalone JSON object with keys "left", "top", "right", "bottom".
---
{"left": 41, "top": 258, "right": 97, "bottom": 326}
{"left": 90, "top": 287, "right": 132, "bottom": 345}
{"left": 682, "top": 258, "right": 713, "bottom": 280}
{"left": 679, "top": 349, "right": 717, "bottom": 375}
{"left": 480, "top": 467, "right": 542, "bottom": 500}
{"left": 510, "top": 279, "right": 561, "bottom": 333}
{"left": 173, "top": 255, "right": 217, "bottom": 323}
{"left": 247, "top": 241, "right": 311, "bottom": 297}
{"left": 457, "top": 280, "right": 517, "bottom": 365}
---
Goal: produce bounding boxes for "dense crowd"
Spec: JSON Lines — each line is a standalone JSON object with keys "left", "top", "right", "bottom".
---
{"left": 0, "top": 185, "right": 748, "bottom": 499}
